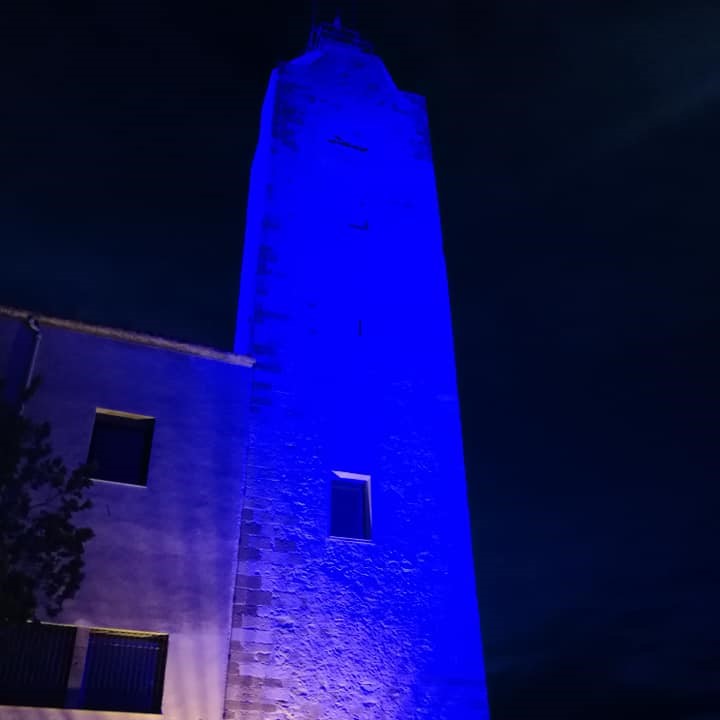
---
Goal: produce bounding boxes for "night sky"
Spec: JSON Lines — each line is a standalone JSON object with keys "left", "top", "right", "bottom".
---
{"left": 4, "top": 1, "right": 720, "bottom": 717}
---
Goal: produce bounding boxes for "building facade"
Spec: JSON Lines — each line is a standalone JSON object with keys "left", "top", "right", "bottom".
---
{"left": 0, "top": 309, "right": 254, "bottom": 720}
{"left": 226, "top": 21, "right": 489, "bottom": 720}
{"left": 0, "top": 20, "right": 489, "bottom": 720}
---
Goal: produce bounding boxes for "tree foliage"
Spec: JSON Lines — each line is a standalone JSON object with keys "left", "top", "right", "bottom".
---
{"left": 0, "top": 380, "right": 94, "bottom": 623}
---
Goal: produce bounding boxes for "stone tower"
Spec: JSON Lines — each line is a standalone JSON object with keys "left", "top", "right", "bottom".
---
{"left": 226, "top": 20, "right": 490, "bottom": 720}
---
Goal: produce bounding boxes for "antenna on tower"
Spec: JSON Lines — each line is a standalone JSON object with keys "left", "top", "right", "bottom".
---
{"left": 333, "top": 1, "right": 357, "bottom": 29}
{"left": 307, "top": 0, "right": 372, "bottom": 53}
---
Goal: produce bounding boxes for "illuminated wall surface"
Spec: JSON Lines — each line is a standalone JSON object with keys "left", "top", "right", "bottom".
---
{"left": 229, "top": 24, "right": 490, "bottom": 720}
{"left": 0, "top": 316, "right": 253, "bottom": 720}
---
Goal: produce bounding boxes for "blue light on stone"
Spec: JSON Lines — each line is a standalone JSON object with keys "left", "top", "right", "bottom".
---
{"left": 227, "top": 20, "right": 490, "bottom": 719}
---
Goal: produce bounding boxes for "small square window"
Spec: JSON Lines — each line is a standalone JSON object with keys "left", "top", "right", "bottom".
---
{"left": 82, "top": 630, "right": 168, "bottom": 713}
{"left": 87, "top": 409, "right": 155, "bottom": 486}
{"left": 330, "top": 471, "right": 371, "bottom": 540}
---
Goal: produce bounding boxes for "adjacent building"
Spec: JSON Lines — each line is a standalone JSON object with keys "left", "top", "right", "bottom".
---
{"left": 0, "top": 309, "right": 254, "bottom": 720}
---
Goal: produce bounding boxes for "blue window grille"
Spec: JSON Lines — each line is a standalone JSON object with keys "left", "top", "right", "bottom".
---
{"left": 0, "top": 622, "right": 76, "bottom": 708}
{"left": 81, "top": 629, "right": 168, "bottom": 714}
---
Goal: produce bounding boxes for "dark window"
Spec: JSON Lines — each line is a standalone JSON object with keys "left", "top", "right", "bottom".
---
{"left": 327, "top": 135, "right": 368, "bottom": 152}
{"left": 330, "top": 473, "right": 371, "bottom": 540}
{"left": 0, "top": 623, "right": 76, "bottom": 708}
{"left": 87, "top": 410, "right": 154, "bottom": 486}
{"left": 82, "top": 630, "right": 168, "bottom": 714}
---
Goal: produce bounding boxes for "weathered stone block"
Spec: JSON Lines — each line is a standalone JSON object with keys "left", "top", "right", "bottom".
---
{"left": 233, "top": 588, "right": 272, "bottom": 606}
{"left": 235, "top": 574, "right": 263, "bottom": 590}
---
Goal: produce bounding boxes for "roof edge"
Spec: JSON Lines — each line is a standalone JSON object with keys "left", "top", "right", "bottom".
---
{"left": 0, "top": 306, "right": 255, "bottom": 368}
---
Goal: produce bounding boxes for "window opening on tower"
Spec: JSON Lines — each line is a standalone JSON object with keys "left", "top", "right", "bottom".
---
{"left": 328, "top": 136, "right": 368, "bottom": 152}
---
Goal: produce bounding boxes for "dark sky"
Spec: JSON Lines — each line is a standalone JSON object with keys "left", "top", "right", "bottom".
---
{"left": 3, "top": 1, "right": 720, "bottom": 717}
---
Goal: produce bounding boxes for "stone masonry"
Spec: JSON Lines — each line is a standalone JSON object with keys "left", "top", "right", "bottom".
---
{"left": 225, "top": 22, "right": 490, "bottom": 720}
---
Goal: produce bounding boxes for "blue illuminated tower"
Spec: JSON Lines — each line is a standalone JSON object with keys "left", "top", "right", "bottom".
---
{"left": 227, "top": 20, "right": 490, "bottom": 719}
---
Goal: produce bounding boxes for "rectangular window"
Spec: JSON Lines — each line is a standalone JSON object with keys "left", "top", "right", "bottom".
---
{"left": 81, "top": 630, "right": 168, "bottom": 714}
{"left": 0, "top": 623, "right": 76, "bottom": 708}
{"left": 0, "top": 624, "right": 167, "bottom": 712}
{"left": 330, "top": 470, "right": 371, "bottom": 540}
{"left": 327, "top": 135, "right": 368, "bottom": 152}
{"left": 87, "top": 409, "right": 155, "bottom": 486}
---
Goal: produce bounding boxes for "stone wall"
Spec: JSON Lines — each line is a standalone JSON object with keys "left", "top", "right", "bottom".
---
{"left": 226, "top": 31, "right": 489, "bottom": 720}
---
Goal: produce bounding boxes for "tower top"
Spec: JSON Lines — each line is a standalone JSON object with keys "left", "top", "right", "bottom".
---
{"left": 307, "top": 16, "right": 373, "bottom": 54}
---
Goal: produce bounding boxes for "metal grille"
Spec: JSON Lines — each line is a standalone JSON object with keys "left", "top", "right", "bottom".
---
{"left": 0, "top": 623, "right": 76, "bottom": 708}
{"left": 82, "top": 630, "right": 168, "bottom": 713}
